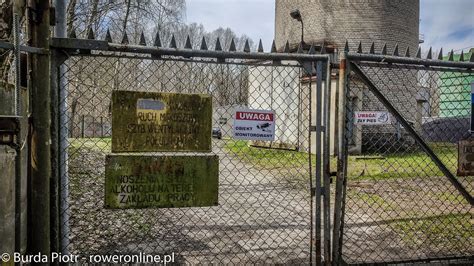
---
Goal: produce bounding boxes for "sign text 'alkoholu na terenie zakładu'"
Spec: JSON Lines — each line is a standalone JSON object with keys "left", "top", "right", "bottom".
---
{"left": 105, "top": 155, "right": 219, "bottom": 209}
{"left": 111, "top": 90, "right": 212, "bottom": 152}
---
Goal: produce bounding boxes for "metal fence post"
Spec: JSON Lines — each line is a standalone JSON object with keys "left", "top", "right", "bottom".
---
{"left": 323, "top": 59, "right": 332, "bottom": 265}
{"left": 332, "top": 52, "right": 349, "bottom": 265}
{"left": 53, "top": 0, "right": 71, "bottom": 254}
{"left": 29, "top": 0, "right": 51, "bottom": 255}
{"left": 12, "top": 11, "right": 23, "bottom": 254}
{"left": 315, "top": 60, "right": 323, "bottom": 265}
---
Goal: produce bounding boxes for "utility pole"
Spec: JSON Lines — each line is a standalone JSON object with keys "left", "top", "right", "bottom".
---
{"left": 29, "top": 0, "right": 51, "bottom": 255}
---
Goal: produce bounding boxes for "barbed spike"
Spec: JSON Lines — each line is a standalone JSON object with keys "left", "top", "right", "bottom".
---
{"left": 416, "top": 47, "right": 421, "bottom": 58}
{"left": 448, "top": 49, "right": 454, "bottom": 61}
{"left": 229, "top": 38, "right": 236, "bottom": 52}
{"left": 215, "top": 38, "right": 222, "bottom": 51}
{"left": 459, "top": 50, "right": 465, "bottom": 61}
{"left": 369, "top": 42, "right": 375, "bottom": 54}
{"left": 381, "top": 43, "right": 387, "bottom": 55}
{"left": 308, "top": 44, "right": 316, "bottom": 54}
{"left": 139, "top": 32, "right": 147, "bottom": 46}
{"left": 344, "top": 40, "right": 349, "bottom": 52}
{"left": 184, "top": 35, "right": 192, "bottom": 49}
{"left": 284, "top": 40, "right": 290, "bottom": 53}
{"left": 154, "top": 32, "right": 161, "bottom": 47}
{"left": 69, "top": 29, "right": 77, "bottom": 38}
{"left": 87, "top": 27, "right": 95, "bottom": 39}
{"left": 357, "top": 41, "right": 362, "bottom": 53}
{"left": 426, "top": 47, "right": 432, "bottom": 59}
{"left": 271, "top": 40, "right": 277, "bottom": 53}
{"left": 437, "top": 48, "right": 443, "bottom": 60}
{"left": 404, "top": 47, "right": 410, "bottom": 57}
{"left": 297, "top": 41, "right": 304, "bottom": 53}
{"left": 200, "top": 37, "right": 208, "bottom": 50}
{"left": 121, "top": 32, "right": 129, "bottom": 44}
{"left": 393, "top": 44, "right": 399, "bottom": 56}
{"left": 258, "top": 39, "right": 264, "bottom": 52}
{"left": 169, "top": 34, "right": 177, "bottom": 48}
{"left": 104, "top": 29, "right": 112, "bottom": 42}
{"left": 243, "top": 39, "right": 251, "bottom": 53}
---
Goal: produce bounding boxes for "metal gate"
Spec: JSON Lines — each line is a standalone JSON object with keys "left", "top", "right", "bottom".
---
{"left": 51, "top": 34, "right": 331, "bottom": 264}
{"left": 333, "top": 46, "right": 474, "bottom": 265}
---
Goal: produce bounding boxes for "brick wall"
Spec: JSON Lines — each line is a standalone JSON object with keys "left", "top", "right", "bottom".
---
{"left": 275, "top": 0, "right": 419, "bottom": 54}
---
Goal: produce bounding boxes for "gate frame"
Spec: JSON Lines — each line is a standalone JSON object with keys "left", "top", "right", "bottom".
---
{"left": 333, "top": 47, "right": 474, "bottom": 265}
{"left": 49, "top": 34, "right": 332, "bottom": 265}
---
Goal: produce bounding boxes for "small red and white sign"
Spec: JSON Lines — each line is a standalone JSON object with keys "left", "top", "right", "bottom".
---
{"left": 233, "top": 108, "right": 275, "bottom": 141}
{"left": 354, "top": 111, "right": 391, "bottom": 125}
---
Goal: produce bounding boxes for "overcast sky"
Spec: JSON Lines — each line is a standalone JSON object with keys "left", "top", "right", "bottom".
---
{"left": 186, "top": 0, "right": 474, "bottom": 54}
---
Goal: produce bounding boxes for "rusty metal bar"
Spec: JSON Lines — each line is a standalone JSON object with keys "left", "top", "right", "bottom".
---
{"left": 332, "top": 54, "right": 349, "bottom": 264}
{"left": 0, "top": 40, "right": 48, "bottom": 54}
{"left": 350, "top": 62, "right": 474, "bottom": 205}
{"left": 29, "top": 0, "right": 51, "bottom": 255}
{"left": 322, "top": 60, "right": 332, "bottom": 265}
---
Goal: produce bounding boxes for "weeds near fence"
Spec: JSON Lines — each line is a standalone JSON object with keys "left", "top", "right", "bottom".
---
{"left": 225, "top": 140, "right": 458, "bottom": 181}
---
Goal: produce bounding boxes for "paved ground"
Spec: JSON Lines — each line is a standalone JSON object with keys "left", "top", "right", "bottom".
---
{"left": 67, "top": 139, "right": 312, "bottom": 264}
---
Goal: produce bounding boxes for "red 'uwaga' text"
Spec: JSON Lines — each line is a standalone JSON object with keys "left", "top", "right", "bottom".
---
{"left": 236, "top": 111, "right": 273, "bottom": 121}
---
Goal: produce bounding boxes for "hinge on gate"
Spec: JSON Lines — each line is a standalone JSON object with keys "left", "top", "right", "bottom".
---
{"left": 50, "top": 7, "right": 56, "bottom": 26}
{"left": 311, "top": 187, "right": 326, "bottom": 197}
{"left": 320, "top": 187, "right": 326, "bottom": 196}
{"left": 309, "top": 125, "right": 325, "bottom": 132}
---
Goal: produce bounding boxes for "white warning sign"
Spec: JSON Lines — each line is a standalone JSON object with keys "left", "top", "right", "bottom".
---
{"left": 354, "top": 111, "right": 391, "bottom": 125}
{"left": 233, "top": 108, "right": 275, "bottom": 141}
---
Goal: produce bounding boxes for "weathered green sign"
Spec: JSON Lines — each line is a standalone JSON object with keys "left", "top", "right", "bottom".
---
{"left": 105, "top": 155, "right": 219, "bottom": 209}
{"left": 111, "top": 90, "right": 212, "bottom": 152}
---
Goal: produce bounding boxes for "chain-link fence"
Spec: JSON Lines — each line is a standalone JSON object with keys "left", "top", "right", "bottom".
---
{"left": 57, "top": 51, "right": 324, "bottom": 264}
{"left": 340, "top": 59, "right": 473, "bottom": 264}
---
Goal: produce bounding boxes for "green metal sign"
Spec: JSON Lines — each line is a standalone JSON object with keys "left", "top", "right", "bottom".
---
{"left": 111, "top": 90, "right": 212, "bottom": 152}
{"left": 105, "top": 155, "right": 219, "bottom": 209}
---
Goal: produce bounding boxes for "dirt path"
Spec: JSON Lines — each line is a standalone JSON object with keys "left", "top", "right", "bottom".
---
{"left": 67, "top": 139, "right": 312, "bottom": 264}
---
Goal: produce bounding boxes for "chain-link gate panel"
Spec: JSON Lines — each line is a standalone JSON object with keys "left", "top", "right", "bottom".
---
{"left": 340, "top": 61, "right": 473, "bottom": 264}
{"left": 57, "top": 53, "right": 319, "bottom": 264}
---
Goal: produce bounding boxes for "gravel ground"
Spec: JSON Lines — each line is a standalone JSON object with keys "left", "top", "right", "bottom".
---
{"left": 67, "top": 139, "right": 312, "bottom": 264}
{"left": 342, "top": 177, "right": 473, "bottom": 264}
{"left": 66, "top": 139, "right": 473, "bottom": 264}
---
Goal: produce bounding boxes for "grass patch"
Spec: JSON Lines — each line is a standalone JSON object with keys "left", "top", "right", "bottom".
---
{"left": 225, "top": 140, "right": 458, "bottom": 181}
{"left": 69, "top": 137, "right": 112, "bottom": 153}
{"left": 68, "top": 138, "right": 459, "bottom": 181}
{"left": 390, "top": 213, "right": 473, "bottom": 247}
{"left": 351, "top": 192, "right": 394, "bottom": 211}
{"left": 434, "top": 192, "right": 469, "bottom": 204}
{"left": 225, "top": 139, "right": 309, "bottom": 168}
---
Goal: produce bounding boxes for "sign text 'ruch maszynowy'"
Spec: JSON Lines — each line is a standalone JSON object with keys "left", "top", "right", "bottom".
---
{"left": 105, "top": 155, "right": 219, "bottom": 209}
{"left": 112, "top": 90, "right": 212, "bottom": 152}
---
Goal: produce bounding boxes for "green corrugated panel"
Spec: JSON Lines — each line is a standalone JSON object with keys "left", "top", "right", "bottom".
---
{"left": 439, "top": 49, "right": 473, "bottom": 117}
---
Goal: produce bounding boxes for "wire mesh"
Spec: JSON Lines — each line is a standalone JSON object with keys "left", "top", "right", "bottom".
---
{"left": 341, "top": 61, "right": 473, "bottom": 264}
{"left": 58, "top": 52, "right": 318, "bottom": 264}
